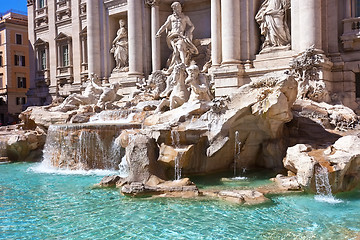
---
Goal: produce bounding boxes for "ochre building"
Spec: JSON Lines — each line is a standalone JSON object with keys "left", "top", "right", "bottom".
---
{"left": 0, "top": 11, "right": 29, "bottom": 124}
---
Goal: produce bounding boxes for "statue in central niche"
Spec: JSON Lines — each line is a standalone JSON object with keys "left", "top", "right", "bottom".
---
{"left": 255, "top": 0, "right": 291, "bottom": 52}
{"left": 156, "top": 1, "right": 198, "bottom": 70}
{"left": 110, "top": 19, "right": 129, "bottom": 72}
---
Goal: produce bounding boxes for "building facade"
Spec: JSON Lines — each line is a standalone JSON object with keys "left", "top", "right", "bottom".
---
{"left": 0, "top": 11, "right": 30, "bottom": 124}
{"left": 26, "top": 0, "right": 360, "bottom": 111}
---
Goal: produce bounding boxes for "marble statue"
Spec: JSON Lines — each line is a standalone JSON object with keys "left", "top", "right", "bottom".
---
{"left": 51, "top": 73, "right": 103, "bottom": 112}
{"left": 51, "top": 73, "right": 122, "bottom": 112}
{"left": 185, "top": 64, "right": 213, "bottom": 102}
{"left": 255, "top": 0, "right": 291, "bottom": 51}
{"left": 110, "top": 19, "right": 129, "bottom": 71}
{"left": 156, "top": 2, "right": 198, "bottom": 69}
{"left": 96, "top": 82, "right": 122, "bottom": 109}
{"left": 155, "top": 63, "right": 189, "bottom": 112}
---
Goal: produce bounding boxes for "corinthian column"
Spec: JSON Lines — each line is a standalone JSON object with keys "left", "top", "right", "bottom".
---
{"left": 211, "top": 0, "right": 222, "bottom": 66}
{"left": 128, "top": 0, "right": 144, "bottom": 76}
{"left": 220, "top": 0, "right": 241, "bottom": 64}
{"left": 87, "top": 0, "right": 101, "bottom": 76}
{"left": 146, "top": 0, "right": 161, "bottom": 72}
{"left": 300, "top": 0, "right": 322, "bottom": 51}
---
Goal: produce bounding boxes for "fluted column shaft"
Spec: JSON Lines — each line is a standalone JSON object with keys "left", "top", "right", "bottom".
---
{"left": 150, "top": 1, "right": 161, "bottom": 71}
{"left": 211, "top": 0, "right": 222, "bottom": 66}
{"left": 87, "top": 0, "right": 101, "bottom": 76}
{"left": 128, "top": 0, "right": 143, "bottom": 75}
{"left": 221, "top": 0, "right": 241, "bottom": 64}
{"left": 300, "top": 0, "right": 322, "bottom": 51}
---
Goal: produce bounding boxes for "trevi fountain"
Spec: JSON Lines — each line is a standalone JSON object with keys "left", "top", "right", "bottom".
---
{"left": 1, "top": 1, "right": 360, "bottom": 239}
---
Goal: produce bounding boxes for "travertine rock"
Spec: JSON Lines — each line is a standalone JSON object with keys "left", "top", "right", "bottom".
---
{"left": 282, "top": 136, "right": 360, "bottom": 193}
{"left": 283, "top": 144, "right": 315, "bottom": 188}
{"left": 218, "top": 190, "right": 269, "bottom": 205}
{"left": 0, "top": 127, "right": 46, "bottom": 162}
{"left": 125, "top": 134, "right": 166, "bottom": 183}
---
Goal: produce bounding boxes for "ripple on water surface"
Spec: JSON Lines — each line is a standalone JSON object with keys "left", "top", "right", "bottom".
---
{"left": 0, "top": 163, "right": 359, "bottom": 239}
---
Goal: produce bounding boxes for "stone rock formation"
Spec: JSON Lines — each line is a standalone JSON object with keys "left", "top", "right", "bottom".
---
{"left": 290, "top": 46, "right": 332, "bottom": 103}
{"left": 0, "top": 125, "right": 46, "bottom": 162}
{"left": 280, "top": 135, "right": 360, "bottom": 193}
{"left": 125, "top": 134, "right": 166, "bottom": 183}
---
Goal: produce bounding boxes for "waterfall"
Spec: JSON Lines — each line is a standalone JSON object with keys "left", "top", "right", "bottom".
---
{"left": 233, "top": 131, "right": 241, "bottom": 177}
{"left": 89, "top": 110, "right": 135, "bottom": 123}
{"left": 314, "top": 164, "right": 342, "bottom": 203}
{"left": 171, "top": 130, "right": 182, "bottom": 180}
{"left": 41, "top": 124, "right": 126, "bottom": 171}
{"left": 118, "top": 155, "right": 129, "bottom": 178}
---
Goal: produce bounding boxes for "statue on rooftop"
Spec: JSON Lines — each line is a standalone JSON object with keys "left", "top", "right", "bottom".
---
{"left": 156, "top": 1, "right": 198, "bottom": 70}
{"left": 255, "top": 0, "right": 291, "bottom": 52}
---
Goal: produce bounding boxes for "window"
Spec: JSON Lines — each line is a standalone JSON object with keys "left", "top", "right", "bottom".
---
{"left": 16, "top": 34, "right": 22, "bottom": 45}
{"left": 38, "top": 0, "right": 45, "bottom": 8}
{"left": 55, "top": 33, "right": 72, "bottom": 69}
{"left": 34, "top": 38, "right": 49, "bottom": 71}
{"left": 62, "top": 45, "right": 69, "bottom": 66}
{"left": 16, "top": 97, "right": 26, "bottom": 105}
{"left": 17, "top": 77, "right": 27, "bottom": 88}
{"left": 15, "top": 55, "right": 26, "bottom": 66}
{"left": 0, "top": 52, "right": 2, "bottom": 67}
{"left": 357, "top": 0, "right": 360, "bottom": 17}
{"left": 356, "top": 73, "right": 360, "bottom": 98}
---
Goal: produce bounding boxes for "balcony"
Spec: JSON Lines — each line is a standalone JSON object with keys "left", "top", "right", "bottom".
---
{"left": 56, "top": 65, "right": 73, "bottom": 85}
{"left": 341, "top": 17, "right": 360, "bottom": 51}
{"left": 36, "top": 69, "right": 50, "bottom": 86}
{"left": 79, "top": 2, "right": 86, "bottom": 20}
{"left": 56, "top": 0, "right": 71, "bottom": 23}
{"left": 34, "top": 6, "right": 48, "bottom": 29}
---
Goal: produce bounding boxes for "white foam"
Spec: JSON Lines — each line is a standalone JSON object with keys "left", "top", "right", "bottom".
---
{"left": 314, "top": 195, "right": 343, "bottom": 204}
{"left": 230, "top": 176, "right": 247, "bottom": 180}
{"left": 28, "top": 162, "right": 119, "bottom": 176}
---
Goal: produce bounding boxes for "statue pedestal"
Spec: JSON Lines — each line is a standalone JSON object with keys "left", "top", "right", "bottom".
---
{"left": 109, "top": 71, "right": 128, "bottom": 84}
{"left": 253, "top": 49, "right": 295, "bottom": 70}
{"left": 212, "top": 64, "right": 248, "bottom": 97}
{"left": 109, "top": 71, "right": 143, "bottom": 99}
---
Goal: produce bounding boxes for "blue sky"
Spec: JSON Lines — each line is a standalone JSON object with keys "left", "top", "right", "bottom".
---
{"left": 0, "top": 0, "right": 28, "bottom": 15}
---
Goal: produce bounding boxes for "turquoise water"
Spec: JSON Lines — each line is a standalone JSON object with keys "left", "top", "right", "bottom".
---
{"left": 1, "top": 163, "right": 359, "bottom": 239}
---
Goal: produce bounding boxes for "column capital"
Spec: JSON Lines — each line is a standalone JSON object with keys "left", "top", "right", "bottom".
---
{"left": 145, "top": 0, "right": 160, "bottom": 7}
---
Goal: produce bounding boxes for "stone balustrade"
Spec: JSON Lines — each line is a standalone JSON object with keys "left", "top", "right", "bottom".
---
{"left": 341, "top": 17, "right": 360, "bottom": 51}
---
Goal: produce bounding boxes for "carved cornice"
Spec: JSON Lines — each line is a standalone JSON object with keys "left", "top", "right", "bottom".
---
{"left": 145, "top": 0, "right": 160, "bottom": 7}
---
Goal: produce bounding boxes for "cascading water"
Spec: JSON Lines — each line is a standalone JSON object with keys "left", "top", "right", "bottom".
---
{"left": 118, "top": 155, "right": 129, "bottom": 178}
{"left": 89, "top": 110, "right": 136, "bottom": 123}
{"left": 314, "top": 164, "right": 342, "bottom": 203}
{"left": 41, "top": 124, "right": 130, "bottom": 171}
{"left": 233, "top": 130, "right": 241, "bottom": 177}
{"left": 171, "top": 130, "right": 182, "bottom": 180}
